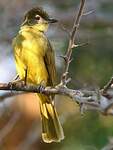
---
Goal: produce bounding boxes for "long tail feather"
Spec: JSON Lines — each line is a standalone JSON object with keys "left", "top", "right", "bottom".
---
{"left": 37, "top": 94, "right": 64, "bottom": 143}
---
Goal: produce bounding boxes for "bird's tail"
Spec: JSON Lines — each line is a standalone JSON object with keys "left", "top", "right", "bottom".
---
{"left": 37, "top": 94, "right": 64, "bottom": 143}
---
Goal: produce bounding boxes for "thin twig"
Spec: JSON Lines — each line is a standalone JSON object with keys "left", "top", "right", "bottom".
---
{"left": 61, "top": 0, "right": 86, "bottom": 85}
{"left": 102, "top": 77, "right": 113, "bottom": 94}
{"left": 83, "top": 10, "right": 95, "bottom": 16}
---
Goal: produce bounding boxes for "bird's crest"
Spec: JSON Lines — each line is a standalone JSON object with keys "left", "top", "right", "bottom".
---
{"left": 24, "top": 7, "right": 49, "bottom": 20}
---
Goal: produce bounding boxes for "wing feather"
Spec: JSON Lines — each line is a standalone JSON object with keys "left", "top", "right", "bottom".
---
{"left": 44, "top": 40, "right": 56, "bottom": 86}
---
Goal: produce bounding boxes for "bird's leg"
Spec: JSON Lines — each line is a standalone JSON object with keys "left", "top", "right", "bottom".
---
{"left": 8, "top": 74, "right": 25, "bottom": 88}
{"left": 24, "top": 68, "right": 28, "bottom": 86}
{"left": 8, "top": 68, "right": 28, "bottom": 88}
{"left": 8, "top": 78, "right": 25, "bottom": 87}
{"left": 13, "top": 74, "right": 20, "bottom": 81}
{"left": 8, "top": 74, "right": 20, "bottom": 85}
{"left": 9, "top": 74, "right": 20, "bottom": 83}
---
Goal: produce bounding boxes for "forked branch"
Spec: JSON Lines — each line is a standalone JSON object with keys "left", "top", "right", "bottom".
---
{"left": 60, "top": 0, "right": 86, "bottom": 86}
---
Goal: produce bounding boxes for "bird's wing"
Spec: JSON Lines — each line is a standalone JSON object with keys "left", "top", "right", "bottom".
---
{"left": 44, "top": 40, "right": 56, "bottom": 86}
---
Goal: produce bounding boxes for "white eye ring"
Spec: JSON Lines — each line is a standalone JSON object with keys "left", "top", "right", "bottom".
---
{"left": 35, "top": 15, "right": 40, "bottom": 20}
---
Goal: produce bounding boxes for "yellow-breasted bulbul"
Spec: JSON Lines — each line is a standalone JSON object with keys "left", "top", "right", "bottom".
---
{"left": 12, "top": 7, "right": 64, "bottom": 143}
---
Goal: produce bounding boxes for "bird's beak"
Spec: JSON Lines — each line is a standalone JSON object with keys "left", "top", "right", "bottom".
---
{"left": 48, "top": 18, "right": 58, "bottom": 23}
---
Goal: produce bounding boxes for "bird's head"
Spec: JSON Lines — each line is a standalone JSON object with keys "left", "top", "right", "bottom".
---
{"left": 21, "top": 7, "right": 58, "bottom": 32}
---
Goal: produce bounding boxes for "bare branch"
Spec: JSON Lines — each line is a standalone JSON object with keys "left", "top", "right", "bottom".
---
{"left": 83, "top": 10, "right": 95, "bottom": 16}
{"left": 60, "top": 0, "right": 86, "bottom": 86}
{"left": 102, "top": 77, "right": 113, "bottom": 94}
{"left": 0, "top": 82, "right": 113, "bottom": 116}
{"left": 72, "top": 42, "right": 88, "bottom": 48}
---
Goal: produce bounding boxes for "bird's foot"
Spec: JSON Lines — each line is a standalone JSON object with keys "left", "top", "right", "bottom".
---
{"left": 38, "top": 84, "right": 45, "bottom": 93}
{"left": 8, "top": 79, "right": 25, "bottom": 89}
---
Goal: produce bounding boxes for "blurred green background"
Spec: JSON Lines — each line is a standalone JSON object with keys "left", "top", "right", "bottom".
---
{"left": 0, "top": 0, "right": 113, "bottom": 149}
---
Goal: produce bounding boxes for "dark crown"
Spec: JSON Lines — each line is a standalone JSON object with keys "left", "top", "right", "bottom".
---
{"left": 25, "top": 7, "right": 49, "bottom": 20}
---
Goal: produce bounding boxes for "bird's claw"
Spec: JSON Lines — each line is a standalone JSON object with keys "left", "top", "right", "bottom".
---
{"left": 8, "top": 80, "right": 25, "bottom": 89}
{"left": 38, "top": 84, "right": 45, "bottom": 93}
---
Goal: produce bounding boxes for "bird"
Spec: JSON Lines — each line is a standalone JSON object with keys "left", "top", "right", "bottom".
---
{"left": 12, "top": 7, "right": 64, "bottom": 143}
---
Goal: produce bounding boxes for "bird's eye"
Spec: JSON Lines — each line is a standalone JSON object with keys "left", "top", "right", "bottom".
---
{"left": 35, "top": 15, "right": 40, "bottom": 20}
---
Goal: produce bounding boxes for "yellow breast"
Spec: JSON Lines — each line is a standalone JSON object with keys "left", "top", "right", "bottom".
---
{"left": 13, "top": 27, "right": 49, "bottom": 85}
